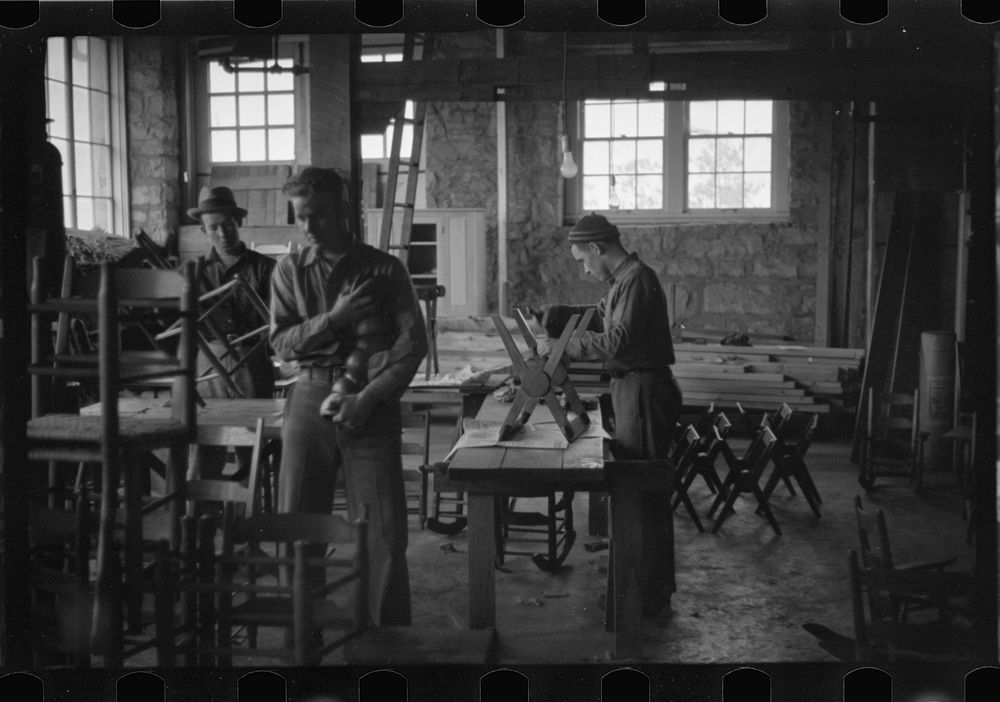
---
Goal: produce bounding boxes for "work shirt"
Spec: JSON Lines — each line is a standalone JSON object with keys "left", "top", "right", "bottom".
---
{"left": 199, "top": 244, "right": 276, "bottom": 343}
{"left": 269, "top": 239, "right": 428, "bottom": 403}
{"left": 564, "top": 252, "right": 676, "bottom": 373}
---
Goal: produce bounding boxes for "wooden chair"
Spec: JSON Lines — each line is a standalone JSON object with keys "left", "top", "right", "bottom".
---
{"left": 251, "top": 241, "right": 295, "bottom": 257}
{"left": 426, "top": 414, "right": 470, "bottom": 536}
{"left": 758, "top": 414, "right": 822, "bottom": 517}
{"left": 852, "top": 495, "right": 968, "bottom": 624}
{"left": 668, "top": 425, "right": 705, "bottom": 532}
{"left": 162, "top": 510, "right": 370, "bottom": 666}
{"left": 26, "top": 256, "right": 198, "bottom": 659}
{"left": 156, "top": 268, "right": 272, "bottom": 400}
{"left": 401, "top": 409, "right": 433, "bottom": 529}
{"left": 497, "top": 490, "right": 577, "bottom": 572}
{"left": 708, "top": 424, "right": 781, "bottom": 535}
{"left": 848, "top": 549, "right": 977, "bottom": 661}
{"left": 415, "top": 284, "right": 445, "bottom": 380}
{"left": 859, "top": 388, "right": 928, "bottom": 491}
{"left": 673, "top": 411, "right": 733, "bottom": 512}
{"left": 331, "top": 409, "right": 431, "bottom": 529}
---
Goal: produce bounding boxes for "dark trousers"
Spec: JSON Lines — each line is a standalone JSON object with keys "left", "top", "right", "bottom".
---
{"left": 278, "top": 373, "right": 411, "bottom": 626}
{"left": 609, "top": 369, "right": 683, "bottom": 611}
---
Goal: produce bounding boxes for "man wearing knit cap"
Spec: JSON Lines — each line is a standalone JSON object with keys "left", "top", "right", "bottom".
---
{"left": 536, "top": 212, "right": 682, "bottom": 616}
{"left": 187, "top": 185, "right": 277, "bottom": 480}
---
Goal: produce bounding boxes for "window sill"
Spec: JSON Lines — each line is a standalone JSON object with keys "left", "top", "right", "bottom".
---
{"left": 565, "top": 210, "right": 792, "bottom": 227}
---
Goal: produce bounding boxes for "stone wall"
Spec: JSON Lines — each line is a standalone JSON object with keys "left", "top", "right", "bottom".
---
{"left": 126, "top": 37, "right": 182, "bottom": 245}
{"left": 425, "top": 61, "right": 830, "bottom": 341}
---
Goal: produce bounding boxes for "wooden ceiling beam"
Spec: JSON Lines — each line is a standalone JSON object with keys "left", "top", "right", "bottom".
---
{"left": 355, "top": 47, "right": 988, "bottom": 106}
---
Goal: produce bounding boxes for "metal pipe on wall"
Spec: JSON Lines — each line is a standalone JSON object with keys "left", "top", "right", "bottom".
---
{"left": 496, "top": 29, "right": 509, "bottom": 316}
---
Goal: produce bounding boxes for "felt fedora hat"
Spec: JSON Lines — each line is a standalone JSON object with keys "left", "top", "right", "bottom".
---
{"left": 186, "top": 186, "right": 248, "bottom": 221}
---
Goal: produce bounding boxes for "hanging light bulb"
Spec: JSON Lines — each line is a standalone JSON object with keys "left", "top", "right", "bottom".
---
{"left": 559, "top": 135, "right": 578, "bottom": 179}
{"left": 608, "top": 174, "right": 621, "bottom": 210}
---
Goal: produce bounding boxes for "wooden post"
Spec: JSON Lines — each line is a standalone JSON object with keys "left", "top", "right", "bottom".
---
{"left": 467, "top": 492, "right": 497, "bottom": 628}
{"left": 496, "top": 29, "right": 509, "bottom": 317}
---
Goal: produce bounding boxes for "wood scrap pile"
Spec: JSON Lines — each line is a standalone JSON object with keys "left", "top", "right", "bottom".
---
{"left": 429, "top": 317, "right": 863, "bottom": 416}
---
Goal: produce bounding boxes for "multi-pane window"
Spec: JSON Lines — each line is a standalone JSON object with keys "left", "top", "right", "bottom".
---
{"left": 577, "top": 98, "right": 787, "bottom": 217}
{"left": 208, "top": 59, "right": 296, "bottom": 163}
{"left": 582, "top": 99, "right": 665, "bottom": 210}
{"left": 45, "top": 36, "right": 126, "bottom": 234}
{"left": 687, "top": 100, "right": 773, "bottom": 209}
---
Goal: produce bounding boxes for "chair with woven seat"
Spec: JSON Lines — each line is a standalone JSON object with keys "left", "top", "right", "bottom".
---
{"left": 27, "top": 256, "right": 198, "bottom": 661}
{"left": 847, "top": 549, "right": 977, "bottom": 661}
{"left": 162, "top": 510, "right": 370, "bottom": 666}
{"left": 852, "top": 495, "right": 969, "bottom": 624}
{"left": 859, "top": 388, "right": 928, "bottom": 491}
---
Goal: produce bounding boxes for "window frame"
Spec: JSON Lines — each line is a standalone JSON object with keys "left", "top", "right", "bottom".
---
{"left": 565, "top": 99, "right": 790, "bottom": 225}
{"left": 44, "top": 36, "right": 130, "bottom": 237}
{"left": 199, "top": 41, "right": 304, "bottom": 167}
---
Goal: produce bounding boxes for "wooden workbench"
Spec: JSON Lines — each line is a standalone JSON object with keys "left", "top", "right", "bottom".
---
{"left": 440, "top": 394, "right": 674, "bottom": 659}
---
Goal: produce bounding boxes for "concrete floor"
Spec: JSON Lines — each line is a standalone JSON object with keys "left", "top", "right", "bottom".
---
{"left": 401, "top": 413, "right": 976, "bottom": 664}
{"left": 115, "top": 409, "right": 978, "bottom": 668}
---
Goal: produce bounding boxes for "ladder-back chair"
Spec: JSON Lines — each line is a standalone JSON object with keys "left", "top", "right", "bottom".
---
{"left": 163, "top": 510, "right": 370, "bottom": 666}
{"left": 27, "top": 257, "right": 198, "bottom": 657}
{"left": 859, "top": 388, "right": 928, "bottom": 491}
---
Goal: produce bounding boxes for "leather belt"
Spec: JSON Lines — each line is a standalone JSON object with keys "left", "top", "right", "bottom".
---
{"left": 299, "top": 365, "right": 346, "bottom": 383}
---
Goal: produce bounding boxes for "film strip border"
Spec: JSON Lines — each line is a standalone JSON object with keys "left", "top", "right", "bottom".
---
{"left": 1, "top": 665, "right": 1000, "bottom": 700}
{"left": 0, "top": 0, "right": 999, "bottom": 30}
{"left": 1, "top": 1, "right": 997, "bottom": 700}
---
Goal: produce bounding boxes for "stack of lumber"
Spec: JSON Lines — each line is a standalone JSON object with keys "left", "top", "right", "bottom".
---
{"left": 428, "top": 318, "right": 863, "bottom": 416}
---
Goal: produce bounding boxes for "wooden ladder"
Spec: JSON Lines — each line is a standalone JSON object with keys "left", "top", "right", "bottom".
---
{"left": 377, "top": 33, "right": 442, "bottom": 379}
{"left": 850, "top": 193, "right": 948, "bottom": 464}
{"left": 378, "top": 32, "right": 433, "bottom": 266}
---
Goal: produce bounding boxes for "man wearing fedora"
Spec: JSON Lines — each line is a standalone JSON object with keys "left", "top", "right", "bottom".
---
{"left": 535, "top": 212, "right": 683, "bottom": 617}
{"left": 187, "top": 185, "right": 277, "bottom": 480}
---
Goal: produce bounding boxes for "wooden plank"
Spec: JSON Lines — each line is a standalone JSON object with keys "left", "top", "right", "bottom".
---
{"left": 746, "top": 362, "right": 842, "bottom": 377}
{"left": 679, "top": 380, "right": 804, "bottom": 395}
{"left": 682, "top": 395, "right": 830, "bottom": 413}
{"left": 677, "top": 377, "right": 798, "bottom": 390}
{"left": 247, "top": 189, "right": 268, "bottom": 227}
{"left": 671, "top": 362, "right": 750, "bottom": 374}
{"left": 672, "top": 370, "right": 788, "bottom": 383}
{"left": 500, "top": 447, "right": 563, "bottom": 479}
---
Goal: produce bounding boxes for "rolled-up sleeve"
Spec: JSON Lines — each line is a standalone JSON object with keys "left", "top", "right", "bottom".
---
{"left": 365, "top": 260, "right": 428, "bottom": 403}
{"left": 269, "top": 258, "right": 338, "bottom": 361}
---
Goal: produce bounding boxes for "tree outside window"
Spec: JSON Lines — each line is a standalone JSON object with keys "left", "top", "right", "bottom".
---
{"left": 576, "top": 98, "right": 787, "bottom": 219}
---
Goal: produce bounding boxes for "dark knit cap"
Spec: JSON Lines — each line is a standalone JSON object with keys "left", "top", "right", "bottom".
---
{"left": 568, "top": 212, "right": 620, "bottom": 243}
